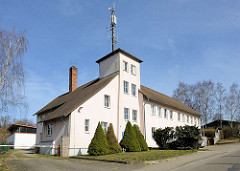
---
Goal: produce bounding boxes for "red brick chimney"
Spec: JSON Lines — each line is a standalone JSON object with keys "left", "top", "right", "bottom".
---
{"left": 69, "top": 66, "right": 77, "bottom": 92}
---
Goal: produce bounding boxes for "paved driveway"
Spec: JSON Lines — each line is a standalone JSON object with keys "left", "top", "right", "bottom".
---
{"left": 3, "top": 143, "right": 240, "bottom": 171}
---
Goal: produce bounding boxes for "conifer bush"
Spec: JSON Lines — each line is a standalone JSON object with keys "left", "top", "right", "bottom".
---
{"left": 133, "top": 124, "right": 148, "bottom": 151}
{"left": 88, "top": 122, "right": 109, "bottom": 156}
{"left": 120, "top": 121, "right": 141, "bottom": 152}
{"left": 106, "top": 123, "right": 122, "bottom": 154}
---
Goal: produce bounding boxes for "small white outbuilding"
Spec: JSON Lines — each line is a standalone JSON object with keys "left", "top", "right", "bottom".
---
{"left": 7, "top": 123, "right": 36, "bottom": 149}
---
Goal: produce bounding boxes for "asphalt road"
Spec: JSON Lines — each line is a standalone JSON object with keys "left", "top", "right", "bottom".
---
{"left": 3, "top": 143, "right": 240, "bottom": 171}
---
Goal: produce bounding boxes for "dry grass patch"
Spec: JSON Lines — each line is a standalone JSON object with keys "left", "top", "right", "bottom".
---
{"left": 216, "top": 138, "right": 240, "bottom": 145}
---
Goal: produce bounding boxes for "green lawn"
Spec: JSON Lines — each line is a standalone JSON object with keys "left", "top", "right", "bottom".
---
{"left": 74, "top": 149, "right": 197, "bottom": 162}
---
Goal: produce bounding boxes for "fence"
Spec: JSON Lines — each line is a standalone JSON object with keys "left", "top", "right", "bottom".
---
{"left": 0, "top": 142, "right": 10, "bottom": 154}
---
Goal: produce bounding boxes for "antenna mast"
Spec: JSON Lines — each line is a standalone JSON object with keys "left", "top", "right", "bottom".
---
{"left": 109, "top": 4, "right": 117, "bottom": 51}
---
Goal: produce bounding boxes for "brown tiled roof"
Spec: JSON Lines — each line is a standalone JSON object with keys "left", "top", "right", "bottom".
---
{"left": 35, "top": 73, "right": 118, "bottom": 122}
{"left": 140, "top": 85, "right": 201, "bottom": 117}
{"left": 96, "top": 48, "right": 143, "bottom": 63}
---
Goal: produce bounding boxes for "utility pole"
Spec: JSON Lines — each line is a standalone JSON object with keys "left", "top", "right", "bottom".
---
{"left": 109, "top": 4, "right": 117, "bottom": 51}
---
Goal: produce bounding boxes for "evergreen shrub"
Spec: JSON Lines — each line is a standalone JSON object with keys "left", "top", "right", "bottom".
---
{"left": 153, "top": 127, "right": 174, "bottom": 150}
{"left": 133, "top": 124, "right": 148, "bottom": 151}
{"left": 106, "top": 123, "right": 122, "bottom": 154}
{"left": 88, "top": 122, "right": 109, "bottom": 156}
{"left": 120, "top": 121, "right": 141, "bottom": 152}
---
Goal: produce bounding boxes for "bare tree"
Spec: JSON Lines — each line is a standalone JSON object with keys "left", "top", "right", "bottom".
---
{"left": 0, "top": 28, "right": 28, "bottom": 121}
{"left": 215, "top": 82, "right": 226, "bottom": 128}
{"left": 225, "top": 83, "right": 239, "bottom": 127}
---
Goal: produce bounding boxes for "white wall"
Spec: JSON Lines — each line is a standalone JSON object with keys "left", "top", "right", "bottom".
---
{"left": 118, "top": 53, "right": 141, "bottom": 139}
{"left": 8, "top": 133, "right": 36, "bottom": 149}
{"left": 145, "top": 101, "right": 201, "bottom": 147}
{"left": 69, "top": 75, "right": 119, "bottom": 156}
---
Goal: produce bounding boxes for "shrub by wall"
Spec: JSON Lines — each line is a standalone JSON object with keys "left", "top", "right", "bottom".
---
{"left": 106, "top": 123, "right": 122, "bottom": 154}
{"left": 88, "top": 122, "right": 109, "bottom": 156}
{"left": 120, "top": 121, "right": 141, "bottom": 152}
{"left": 222, "top": 127, "right": 233, "bottom": 139}
{"left": 133, "top": 124, "right": 148, "bottom": 151}
{"left": 153, "top": 127, "right": 174, "bottom": 150}
{"left": 172, "top": 125, "right": 201, "bottom": 149}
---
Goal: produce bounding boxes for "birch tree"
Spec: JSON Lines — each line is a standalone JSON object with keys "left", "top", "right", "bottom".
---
{"left": 0, "top": 28, "right": 27, "bottom": 125}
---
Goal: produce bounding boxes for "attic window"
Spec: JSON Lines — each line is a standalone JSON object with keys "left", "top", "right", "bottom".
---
{"left": 123, "top": 61, "right": 128, "bottom": 72}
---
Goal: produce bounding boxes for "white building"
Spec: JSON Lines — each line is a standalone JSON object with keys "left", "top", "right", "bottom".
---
{"left": 35, "top": 48, "right": 201, "bottom": 156}
{"left": 7, "top": 123, "right": 36, "bottom": 149}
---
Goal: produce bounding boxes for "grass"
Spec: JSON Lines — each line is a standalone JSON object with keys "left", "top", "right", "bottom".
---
{"left": 74, "top": 149, "right": 198, "bottom": 162}
{"left": 216, "top": 138, "right": 240, "bottom": 145}
{"left": 0, "top": 150, "right": 13, "bottom": 171}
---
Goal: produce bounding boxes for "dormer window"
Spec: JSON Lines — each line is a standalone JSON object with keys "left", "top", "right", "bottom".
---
{"left": 131, "top": 65, "right": 136, "bottom": 75}
{"left": 123, "top": 61, "right": 128, "bottom": 72}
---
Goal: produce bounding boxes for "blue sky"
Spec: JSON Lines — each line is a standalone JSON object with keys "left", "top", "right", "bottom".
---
{"left": 0, "top": 0, "right": 239, "bottom": 123}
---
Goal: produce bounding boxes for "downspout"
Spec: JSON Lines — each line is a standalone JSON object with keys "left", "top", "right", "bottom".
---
{"left": 143, "top": 96, "right": 149, "bottom": 141}
{"left": 61, "top": 117, "right": 68, "bottom": 137}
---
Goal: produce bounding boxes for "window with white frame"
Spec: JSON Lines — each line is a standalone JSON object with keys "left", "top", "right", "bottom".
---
{"left": 191, "top": 116, "right": 193, "bottom": 124}
{"left": 123, "top": 81, "right": 129, "bottom": 94}
{"left": 187, "top": 115, "right": 189, "bottom": 123}
{"left": 124, "top": 108, "right": 129, "bottom": 120}
{"left": 157, "top": 107, "right": 161, "bottom": 117}
{"left": 123, "top": 61, "right": 128, "bottom": 72}
{"left": 151, "top": 104, "right": 155, "bottom": 115}
{"left": 104, "top": 95, "right": 110, "bottom": 108}
{"left": 195, "top": 118, "right": 197, "bottom": 126}
{"left": 131, "top": 65, "right": 136, "bottom": 75}
{"left": 164, "top": 109, "right": 167, "bottom": 118}
{"left": 47, "top": 124, "right": 52, "bottom": 136}
{"left": 170, "top": 111, "right": 173, "bottom": 120}
{"left": 85, "top": 119, "right": 89, "bottom": 132}
{"left": 178, "top": 113, "right": 181, "bottom": 121}
{"left": 152, "top": 127, "right": 156, "bottom": 137}
{"left": 182, "top": 114, "right": 185, "bottom": 122}
{"left": 132, "top": 110, "right": 137, "bottom": 122}
{"left": 131, "top": 84, "right": 136, "bottom": 96}
{"left": 101, "top": 121, "right": 108, "bottom": 133}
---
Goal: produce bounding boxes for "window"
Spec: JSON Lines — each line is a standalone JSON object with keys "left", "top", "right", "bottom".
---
{"left": 131, "top": 84, "right": 136, "bottom": 96}
{"left": 104, "top": 95, "right": 110, "bottom": 108}
{"left": 164, "top": 109, "right": 167, "bottom": 119}
{"left": 182, "top": 114, "right": 185, "bottom": 122}
{"left": 132, "top": 110, "right": 137, "bottom": 122}
{"left": 131, "top": 65, "right": 136, "bottom": 75}
{"left": 195, "top": 118, "right": 197, "bottom": 126}
{"left": 101, "top": 122, "right": 108, "bottom": 133}
{"left": 187, "top": 115, "right": 189, "bottom": 123}
{"left": 157, "top": 107, "right": 161, "bottom": 117}
{"left": 170, "top": 111, "right": 173, "bottom": 120}
{"left": 124, "top": 108, "right": 129, "bottom": 120}
{"left": 85, "top": 119, "right": 89, "bottom": 132}
{"left": 123, "top": 61, "right": 128, "bottom": 72}
{"left": 151, "top": 104, "right": 155, "bottom": 115}
{"left": 152, "top": 127, "right": 156, "bottom": 137}
{"left": 123, "top": 81, "right": 129, "bottom": 94}
{"left": 178, "top": 113, "right": 181, "bottom": 121}
{"left": 191, "top": 116, "right": 193, "bottom": 124}
{"left": 47, "top": 124, "right": 52, "bottom": 136}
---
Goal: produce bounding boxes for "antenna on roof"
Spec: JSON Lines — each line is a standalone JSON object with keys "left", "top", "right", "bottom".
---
{"left": 108, "top": 3, "right": 118, "bottom": 52}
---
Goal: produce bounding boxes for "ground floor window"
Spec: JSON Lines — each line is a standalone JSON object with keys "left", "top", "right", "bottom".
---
{"left": 101, "top": 121, "right": 108, "bottom": 133}
{"left": 152, "top": 127, "right": 156, "bottom": 137}
{"left": 85, "top": 119, "right": 89, "bottom": 133}
{"left": 47, "top": 124, "right": 52, "bottom": 136}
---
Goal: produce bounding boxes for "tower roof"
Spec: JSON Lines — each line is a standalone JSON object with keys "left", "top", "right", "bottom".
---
{"left": 96, "top": 48, "right": 143, "bottom": 64}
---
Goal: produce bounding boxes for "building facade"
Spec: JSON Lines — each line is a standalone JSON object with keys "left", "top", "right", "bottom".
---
{"left": 35, "top": 49, "right": 201, "bottom": 156}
